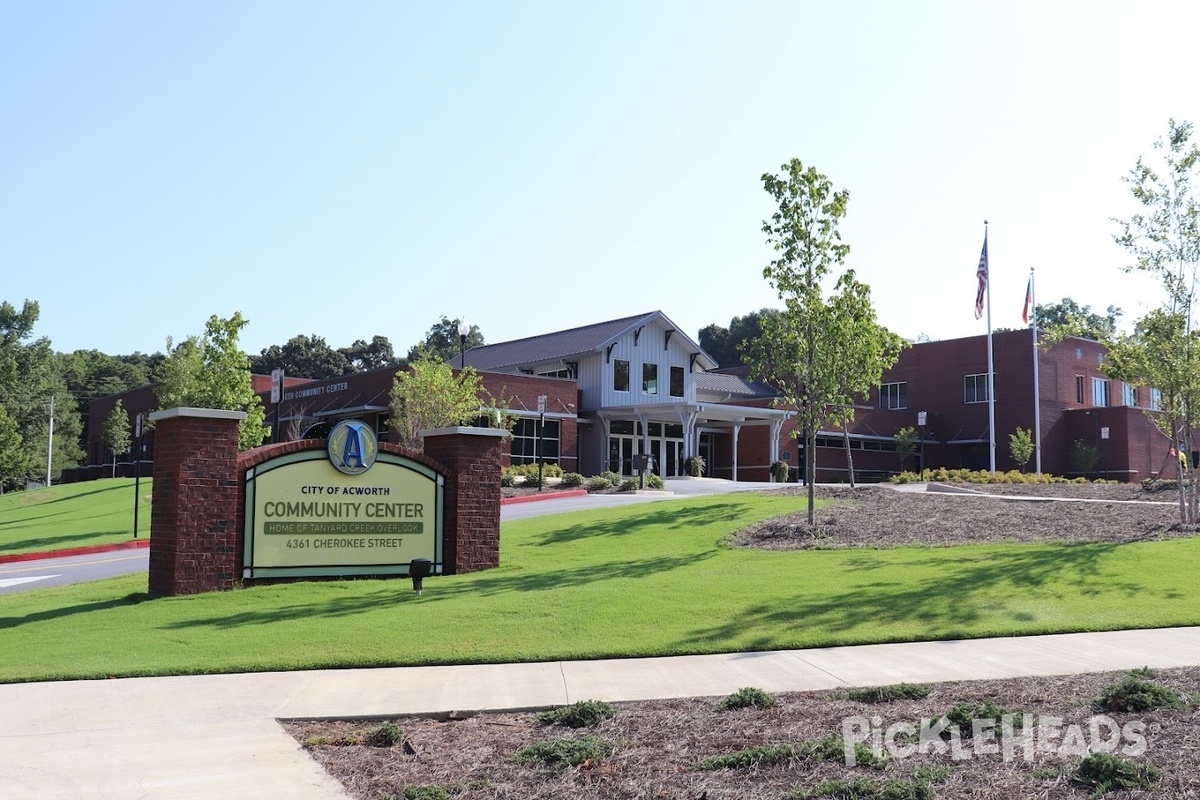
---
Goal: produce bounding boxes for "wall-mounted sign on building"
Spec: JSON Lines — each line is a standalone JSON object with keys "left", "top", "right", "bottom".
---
{"left": 243, "top": 420, "right": 443, "bottom": 579}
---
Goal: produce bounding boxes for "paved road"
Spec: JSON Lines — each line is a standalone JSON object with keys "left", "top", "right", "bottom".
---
{"left": 0, "top": 547, "right": 150, "bottom": 595}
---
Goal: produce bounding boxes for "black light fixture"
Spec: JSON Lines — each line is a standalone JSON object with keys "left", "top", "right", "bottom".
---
{"left": 409, "top": 558, "right": 433, "bottom": 594}
{"left": 457, "top": 319, "right": 470, "bottom": 370}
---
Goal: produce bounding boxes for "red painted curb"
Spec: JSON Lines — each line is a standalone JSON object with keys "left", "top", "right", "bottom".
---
{"left": 501, "top": 489, "right": 589, "bottom": 505}
{"left": 0, "top": 538, "right": 150, "bottom": 565}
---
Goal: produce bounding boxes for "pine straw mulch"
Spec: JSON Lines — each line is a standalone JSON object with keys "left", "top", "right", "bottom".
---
{"left": 286, "top": 481, "right": 1200, "bottom": 799}
{"left": 731, "top": 482, "right": 1195, "bottom": 550}
{"left": 283, "top": 666, "right": 1200, "bottom": 799}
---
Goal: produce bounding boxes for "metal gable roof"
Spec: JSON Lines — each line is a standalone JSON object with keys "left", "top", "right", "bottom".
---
{"left": 462, "top": 311, "right": 717, "bottom": 372}
{"left": 694, "top": 371, "right": 779, "bottom": 398}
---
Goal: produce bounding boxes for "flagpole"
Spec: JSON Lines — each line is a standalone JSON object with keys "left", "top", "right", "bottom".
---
{"left": 1030, "top": 268, "right": 1042, "bottom": 475}
{"left": 985, "top": 222, "right": 995, "bottom": 474}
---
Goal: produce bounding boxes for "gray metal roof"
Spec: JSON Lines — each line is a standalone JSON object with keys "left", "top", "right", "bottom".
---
{"left": 694, "top": 371, "right": 779, "bottom": 398}
{"left": 462, "top": 311, "right": 717, "bottom": 372}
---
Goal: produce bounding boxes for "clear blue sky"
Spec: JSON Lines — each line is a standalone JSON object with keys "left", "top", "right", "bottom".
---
{"left": 3, "top": 1, "right": 1197, "bottom": 360}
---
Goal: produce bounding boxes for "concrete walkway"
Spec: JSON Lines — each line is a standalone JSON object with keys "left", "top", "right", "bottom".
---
{"left": 5, "top": 626, "right": 1200, "bottom": 799}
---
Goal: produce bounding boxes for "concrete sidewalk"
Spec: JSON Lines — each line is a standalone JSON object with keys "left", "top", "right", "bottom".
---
{"left": 5, "top": 627, "right": 1200, "bottom": 799}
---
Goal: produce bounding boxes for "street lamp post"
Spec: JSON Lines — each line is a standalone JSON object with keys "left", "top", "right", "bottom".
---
{"left": 457, "top": 319, "right": 470, "bottom": 370}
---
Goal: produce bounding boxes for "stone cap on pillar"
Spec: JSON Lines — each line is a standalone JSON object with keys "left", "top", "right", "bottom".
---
{"left": 421, "top": 426, "right": 510, "bottom": 440}
{"left": 149, "top": 407, "right": 248, "bottom": 423}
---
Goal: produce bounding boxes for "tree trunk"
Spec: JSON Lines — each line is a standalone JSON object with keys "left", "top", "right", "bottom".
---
{"left": 806, "top": 426, "right": 816, "bottom": 526}
{"left": 842, "top": 422, "right": 856, "bottom": 488}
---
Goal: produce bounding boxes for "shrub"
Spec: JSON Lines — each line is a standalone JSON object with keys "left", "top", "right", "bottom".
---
{"left": 542, "top": 463, "right": 563, "bottom": 478}
{"left": 771, "top": 460, "right": 790, "bottom": 483}
{"left": 500, "top": 473, "right": 516, "bottom": 488}
{"left": 692, "top": 743, "right": 798, "bottom": 771}
{"left": 617, "top": 478, "right": 640, "bottom": 492}
{"left": 599, "top": 471, "right": 622, "bottom": 485}
{"left": 935, "top": 700, "right": 1021, "bottom": 738}
{"left": 684, "top": 455, "right": 706, "bottom": 477}
{"left": 401, "top": 786, "right": 455, "bottom": 800}
{"left": 719, "top": 686, "right": 777, "bottom": 710}
{"left": 363, "top": 722, "right": 404, "bottom": 747}
{"left": 560, "top": 472, "right": 584, "bottom": 487}
{"left": 846, "top": 683, "right": 931, "bottom": 703}
{"left": 787, "top": 766, "right": 951, "bottom": 800}
{"left": 1071, "top": 752, "right": 1161, "bottom": 797}
{"left": 513, "top": 736, "right": 615, "bottom": 770}
{"left": 535, "top": 699, "right": 617, "bottom": 728}
{"left": 1095, "top": 674, "right": 1187, "bottom": 712}
{"left": 585, "top": 477, "right": 612, "bottom": 492}
{"left": 645, "top": 473, "right": 665, "bottom": 489}
{"left": 521, "top": 473, "right": 542, "bottom": 487}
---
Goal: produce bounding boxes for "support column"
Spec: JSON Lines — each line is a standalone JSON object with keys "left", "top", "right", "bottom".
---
{"left": 148, "top": 408, "right": 245, "bottom": 596}
{"left": 422, "top": 426, "right": 508, "bottom": 574}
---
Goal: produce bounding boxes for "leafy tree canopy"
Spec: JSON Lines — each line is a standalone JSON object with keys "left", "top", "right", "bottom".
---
{"left": 1035, "top": 297, "right": 1123, "bottom": 341}
{"left": 250, "top": 334, "right": 350, "bottom": 380}
{"left": 340, "top": 335, "right": 402, "bottom": 372}
{"left": 407, "top": 316, "right": 485, "bottom": 364}
{"left": 0, "top": 299, "right": 83, "bottom": 486}
{"left": 698, "top": 309, "right": 782, "bottom": 368}
{"left": 155, "top": 312, "right": 269, "bottom": 450}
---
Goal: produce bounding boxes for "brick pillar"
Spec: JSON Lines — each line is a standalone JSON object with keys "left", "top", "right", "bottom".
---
{"left": 422, "top": 426, "right": 508, "bottom": 574}
{"left": 148, "top": 407, "right": 246, "bottom": 596}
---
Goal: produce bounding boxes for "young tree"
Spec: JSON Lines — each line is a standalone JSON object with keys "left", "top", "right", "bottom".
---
{"left": 1107, "top": 119, "right": 1200, "bottom": 522}
{"left": 389, "top": 358, "right": 487, "bottom": 451}
{"left": 747, "top": 159, "right": 904, "bottom": 522}
{"left": 103, "top": 399, "right": 132, "bottom": 477}
{"left": 155, "top": 312, "right": 269, "bottom": 450}
{"left": 895, "top": 426, "right": 918, "bottom": 474}
{"left": 1009, "top": 427, "right": 1034, "bottom": 473}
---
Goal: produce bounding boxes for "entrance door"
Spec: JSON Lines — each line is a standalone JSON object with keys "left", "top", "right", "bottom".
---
{"left": 608, "top": 436, "right": 635, "bottom": 475}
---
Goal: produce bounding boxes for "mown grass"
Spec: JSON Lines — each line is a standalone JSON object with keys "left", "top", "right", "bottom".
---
{"left": 0, "top": 479, "right": 152, "bottom": 554}
{"left": 2, "top": 489, "right": 1200, "bottom": 683}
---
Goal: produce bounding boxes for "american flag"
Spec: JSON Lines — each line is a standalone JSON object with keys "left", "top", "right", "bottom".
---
{"left": 1021, "top": 273, "right": 1033, "bottom": 325}
{"left": 974, "top": 232, "right": 988, "bottom": 320}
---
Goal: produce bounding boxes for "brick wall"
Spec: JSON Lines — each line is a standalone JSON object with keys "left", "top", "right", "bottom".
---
{"left": 423, "top": 427, "right": 507, "bottom": 574}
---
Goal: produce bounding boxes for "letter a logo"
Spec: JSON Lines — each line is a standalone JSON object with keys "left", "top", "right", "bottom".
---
{"left": 327, "top": 419, "right": 378, "bottom": 475}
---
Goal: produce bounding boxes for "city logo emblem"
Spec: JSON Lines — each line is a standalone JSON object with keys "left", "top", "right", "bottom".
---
{"left": 326, "top": 420, "right": 378, "bottom": 475}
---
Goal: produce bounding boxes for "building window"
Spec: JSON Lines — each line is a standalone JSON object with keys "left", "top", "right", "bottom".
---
{"left": 964, "top": 373, "right": 989, "bottom": 404}
{"left": 1076, "top": 348, "right": 1084, "bottom": 359}
{"left": 1075, "top": 376, "right": 1084, "bottom": 403}
{"left": 1150, "top": 388, "right": 1162, "bottom": 411}
{"left": 670, "top": 366, "right": 684, "bottom": 398}
{"left": 510, "top": 418, "right": 560, "bottom": 466}
{"left": 1122, "top": 383, "right": 1139, "bottom": 407}
{"left": 1097, "top": 352, "right": 1105, "bottom": 364}
{"left": 538, "top": 368, "right": 570, "bottom": 378}
{"left": 614, "top": 359, "right": 629, "bottom": 392}
{"left": 643, "top": 363, "right": 658, "bottom": 395}
{"left": 879, "top": 382, "right": 907, "bottom": 410}
{"left": 1092, "top": 377, "right": 1110, "bottom": 407}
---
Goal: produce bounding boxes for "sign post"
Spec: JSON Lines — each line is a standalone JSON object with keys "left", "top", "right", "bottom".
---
{"left": 133, "top": 413, "right": 143, "bottom": 538}
{"left": 270, "top": 368, "right": 284, "bottom": 443}
{"left": 917, "top": 411, "right": 927, "bottom": 476}
{"left": 536, "top": 395, "right": 547, "bottom": 491}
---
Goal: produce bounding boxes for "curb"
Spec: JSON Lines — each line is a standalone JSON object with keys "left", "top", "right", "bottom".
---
{"left": 501, "top": 489, "right": 588, "bottom": 505}
{"left": 0, "top": 537, "right": 150, "bottom": 565}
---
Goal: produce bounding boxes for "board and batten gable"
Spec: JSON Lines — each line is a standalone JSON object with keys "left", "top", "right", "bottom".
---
{"left": 577, "top": 316, "right": 702, "bottom": 411}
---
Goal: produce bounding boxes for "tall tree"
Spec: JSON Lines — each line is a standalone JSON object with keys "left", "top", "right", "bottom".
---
{"left": 389, "top": 358, "right": 487, "bottom": 451}
{"left": 1035, "top": 297, "right": 1123, "bottom": 341}
{"left": 406, "top": 316, "right": 485, "bottom": 364}
{"left": 1106, "top": 119, "right": 1200, "bottom": 522}
{"left": 0, "top": 407, "right": 23, "bottom": 492}
{"left": 0, "top": 300, "right": 83, "bottom": 486}
{"left": 250, "top": 334, "right": 350, "bottom": 379}
{"left": 698, "top": 309, "right": 782, "bottom": 368}
{"left": 746, "top": 159, "right": 903, "bottom": 523}
{"left": 340, "top": 335, "right": 402, "bottom": 372}
{"left": 103, "top": 399, "right": 132, "bottom": 477}
{"left": 155, "top": 312, "right": 269, "bottom": 450}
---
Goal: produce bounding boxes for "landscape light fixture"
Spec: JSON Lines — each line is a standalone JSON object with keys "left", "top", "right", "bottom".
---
{"left": 457, "top": 319, "right": 470, "bottom": 370}
{"left": 409, "top": 558, "right": 433, "bottom": 595}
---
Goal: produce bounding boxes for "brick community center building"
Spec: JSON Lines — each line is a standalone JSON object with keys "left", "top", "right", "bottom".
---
{"left": 72, "top": 310, "right": 1184, "bottom": 485}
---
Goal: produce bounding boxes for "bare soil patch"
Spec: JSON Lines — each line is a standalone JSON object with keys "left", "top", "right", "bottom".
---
{"left": 733, "top": 483, "right": 1191, "bottom": 550}
{"left": 284, "top": 667, "right": 1200, "bottom": 799}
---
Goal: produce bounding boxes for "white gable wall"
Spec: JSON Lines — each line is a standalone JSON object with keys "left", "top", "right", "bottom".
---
{"left": 577, "top": 317, "right": 698, "bottom": 412}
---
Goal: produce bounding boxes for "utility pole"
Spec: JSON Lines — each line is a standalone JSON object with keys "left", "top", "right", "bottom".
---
{"left": 46, "top": 395, "right": 55, "bottom": 487}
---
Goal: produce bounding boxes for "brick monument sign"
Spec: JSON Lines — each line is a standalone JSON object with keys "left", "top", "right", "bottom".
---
{"left": 148, "top": 407, "right": 506, "bottom": 596}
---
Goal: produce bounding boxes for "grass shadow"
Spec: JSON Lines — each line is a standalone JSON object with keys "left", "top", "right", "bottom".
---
{"left": 0, "top": 593, "right": 152, "bottom": 629}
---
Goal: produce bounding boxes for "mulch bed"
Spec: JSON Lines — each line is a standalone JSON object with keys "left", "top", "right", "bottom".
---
{"left": 284, "top": 667, "right": 1200, "bottom": 799}
{"left": 286, "top": 482, "right": 1200, "bottom": 799}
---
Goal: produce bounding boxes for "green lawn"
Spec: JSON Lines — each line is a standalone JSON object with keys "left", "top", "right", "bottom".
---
{"left": 0, "top": 479, "right": 151, "bottom": 554}
{"left": 2, "top": 489, "right": 1198, "bottom": 683}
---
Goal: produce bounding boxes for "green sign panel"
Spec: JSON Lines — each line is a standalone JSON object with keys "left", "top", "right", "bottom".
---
{"left": 243, "top": 426, "right": 443, "bottom": 578}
